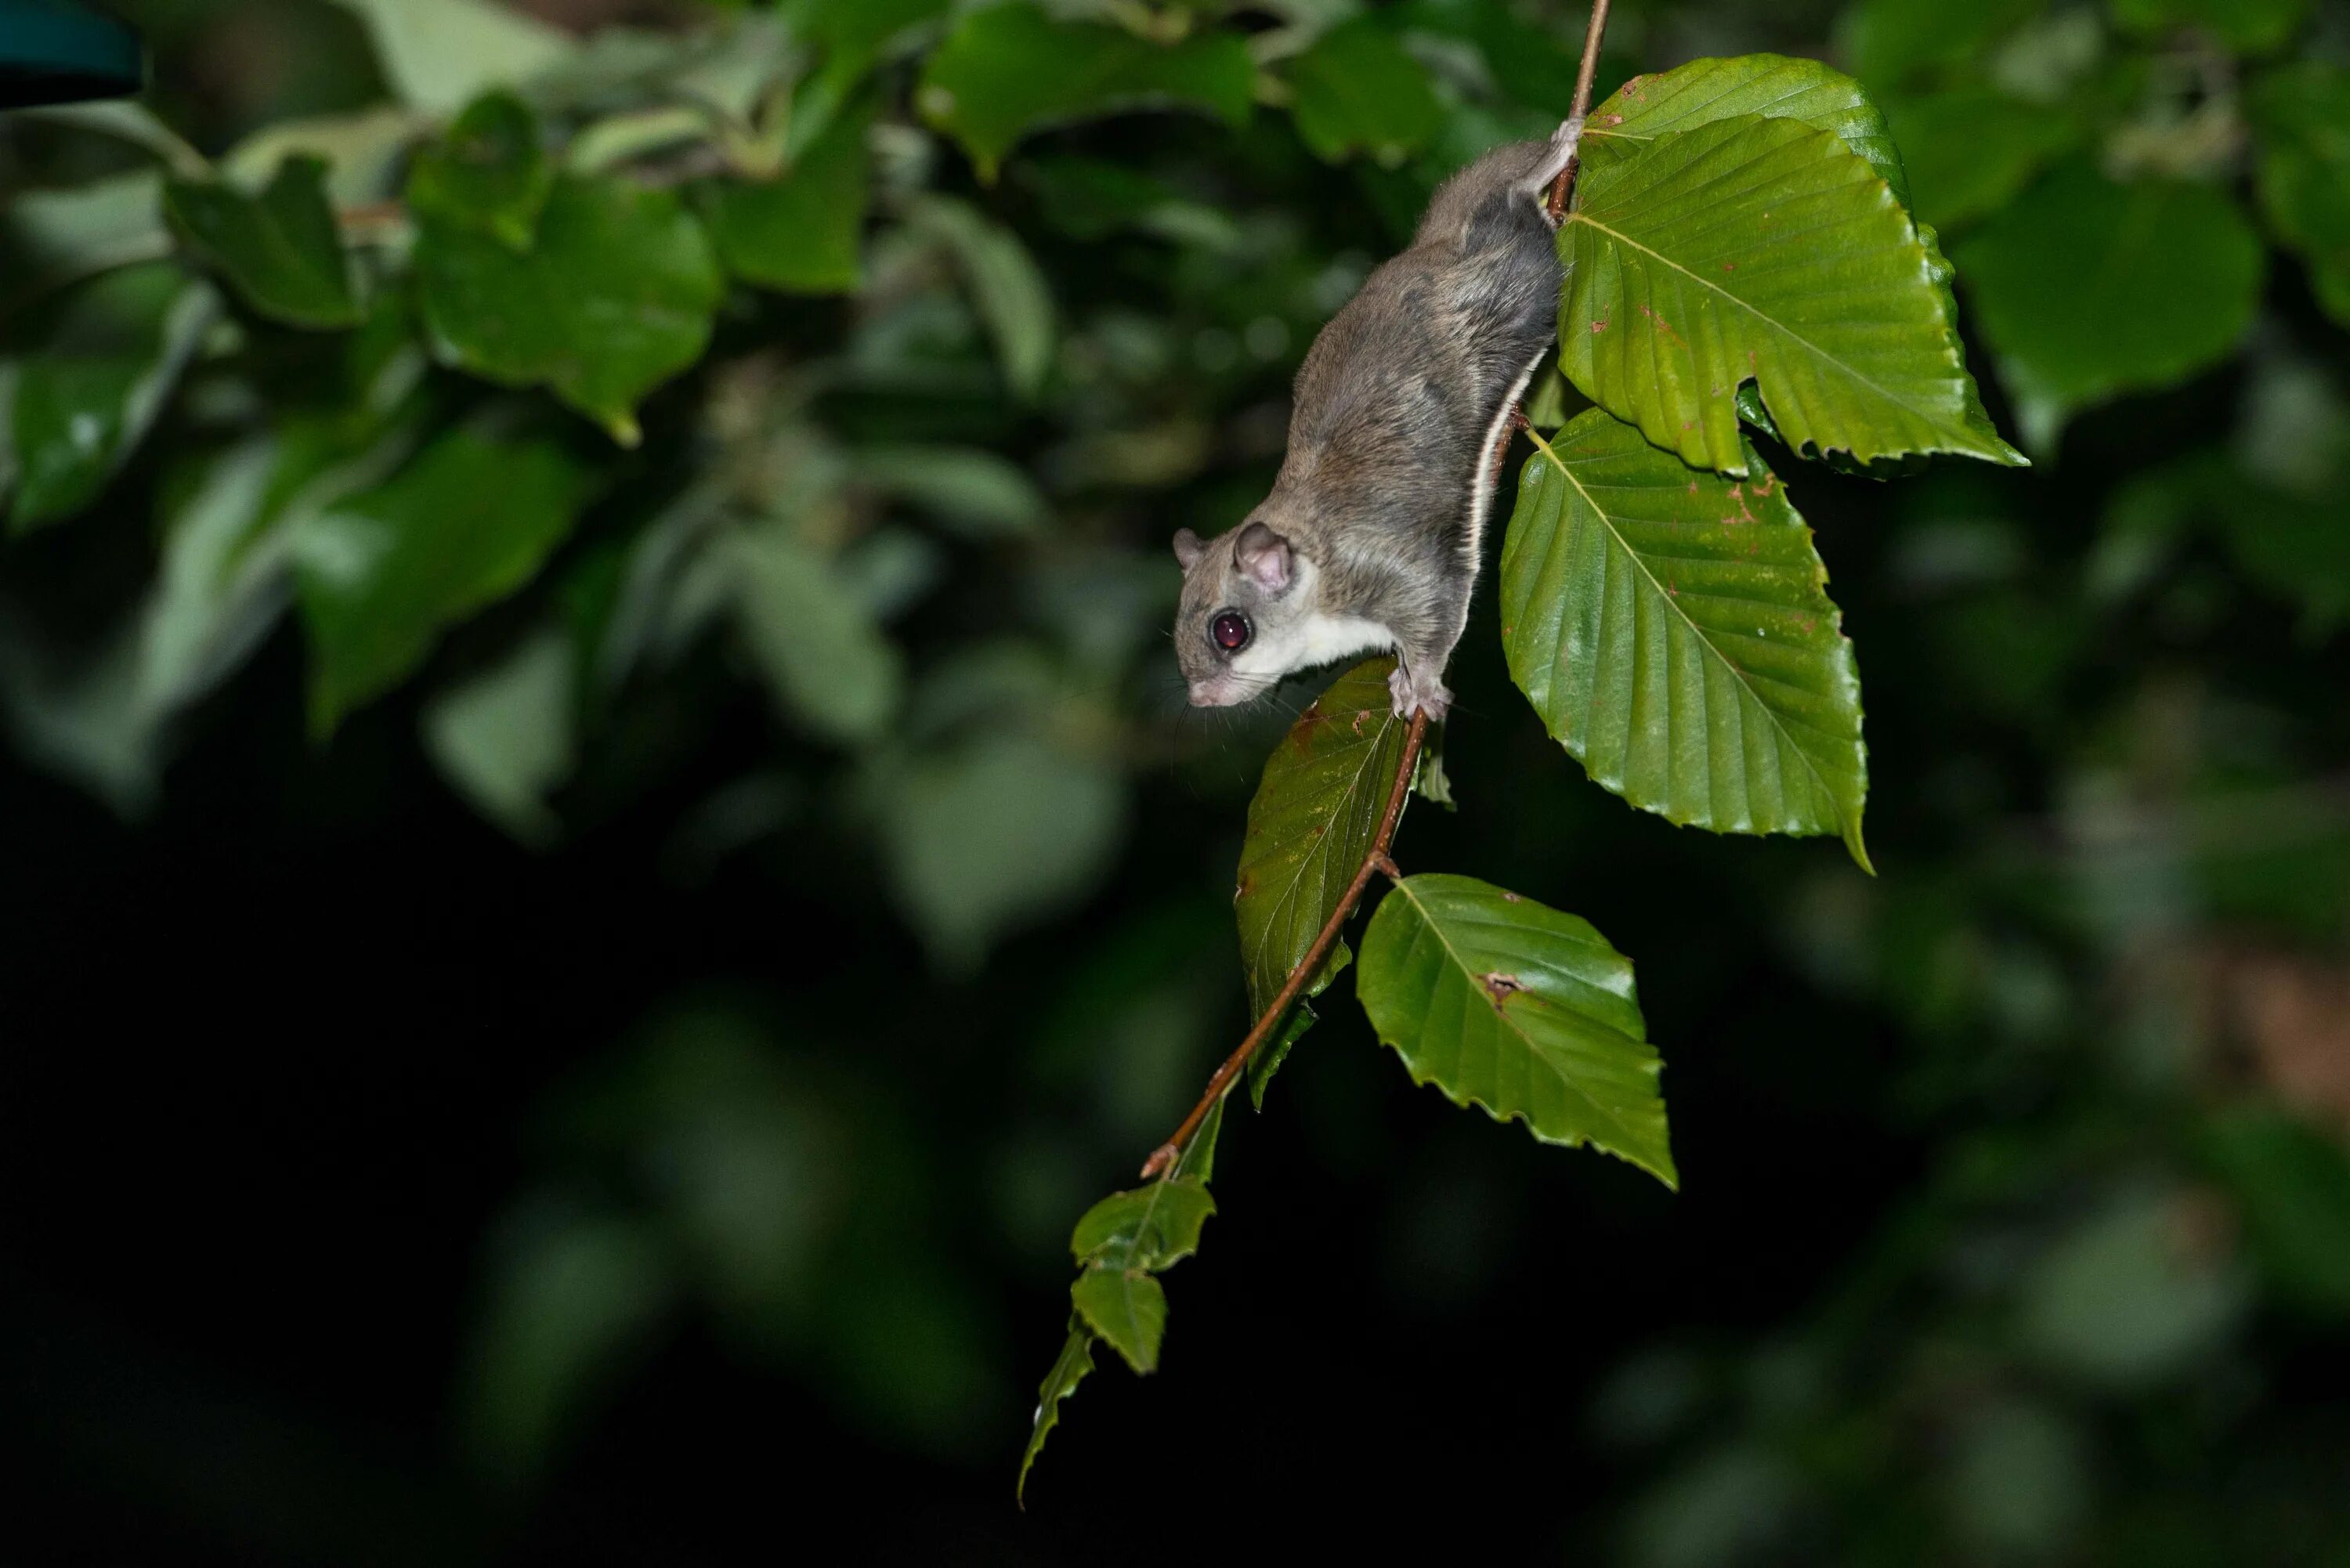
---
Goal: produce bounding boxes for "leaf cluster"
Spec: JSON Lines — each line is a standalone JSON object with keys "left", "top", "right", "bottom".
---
{"left": 1022, "top": 34, "right": 2049, "bottom": 1492}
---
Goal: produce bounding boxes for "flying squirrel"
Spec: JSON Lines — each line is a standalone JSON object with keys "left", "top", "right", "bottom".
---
{"left": 1173, "top": 117, "right": 1584, "bottom": 721}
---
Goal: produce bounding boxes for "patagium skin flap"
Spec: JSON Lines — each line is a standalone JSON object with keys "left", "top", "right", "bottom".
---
{"left": 1171, "top": 119, "right": 1581, "bottom": 721}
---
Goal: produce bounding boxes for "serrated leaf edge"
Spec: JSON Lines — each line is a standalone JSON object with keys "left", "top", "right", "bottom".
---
{"left": 1520, "top": 421, "right": 1871, "bottom": 870}
{"left": 1370, "top": 876, "right": 1679, "bottom": 1189}
{"left": 1017, "top": 1320, "right": 1094, "bottom": 1507}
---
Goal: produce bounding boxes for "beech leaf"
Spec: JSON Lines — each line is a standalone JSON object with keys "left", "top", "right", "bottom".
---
{"left": 7, "top": 272, "right": 219, "bottom": 533}
{"left": 164, "top": 156, "right": 360, "bottom": 329}
{"left": 405, "top": 91, "right": 551, "bottom": 251}
{"left": 1954, "top": 161, "right": 2263, "bottom": 445}
{"left": 1358, "top": 873, "right": 1674, "bottom": 1187}
{"left": 1279, "top": 16, "right": 1444, "bottom": 165}
{"left": 293, "top": 432, "right": 583, "bottom": 734}
{"left": 414, "top": 174, "right": 724, "bottom": 444}
{"left": 1072, "top": 1268, "right": 1166, "bottom": 1375}
{"left": 916, "top": 2, "right": 1254, "bottom": 182}
{"left": 1234, "top": 657, "right": 1408, "bottom": 1017}
{"left": 2250, "top": 64, "right": 2350, "bottom": 330}
{"left": 702, "top": 99, "right": 873, "bottom": 295}
{"left": 1071, "top": 1176, "right": 1215, "bottom": 1274}
{"left": 1582, "top": 53, "right": 1911, "bottom": 204}
{"left": 1017, "top": 1322, "right": 1094, "bottom": 1506}
{"left": 1560, "top": 113, "right": 2023, "bottom": 475}
{"left": 1500, "top": 411, "right": 1870, "bottom": 866}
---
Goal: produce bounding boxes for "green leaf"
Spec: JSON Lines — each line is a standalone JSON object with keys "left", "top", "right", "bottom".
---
{"left": 1954, "top": 161, "right": 2263, "bottom": 445}
{"left": 334, "top": 0, "right": 577, "bottom": 115}
{"left": 2016, "top": 1188, "right": 2244, "bottom": 1389}
{"left": 849, "top": 446, "right": 1050, "bottom": 540}
{"left": 1917, "top": 224, "right": 2022, "bottom": 468}
{"left": 0, "top": 428, "right": 377, "bottom": 811}
{"left": 1357, "top": 873, "right": 1675, "bottom": 1187}
{"left": 1174, "top": 1095, "right": 1224, "bottom": 1183}
{"left": 1247, "top": 992, "right": 1321, "bottom": 1111}
{"left": 7, "top": 272, "right": 219, "bottom": 533}
{"left": 2, "top": 169, "right": 170, "bottom": 304}
{"left": 660, "top": 16, "right": 797, "bottom": 131}
{"left": 1560, "top": 114, "right": 2023, "bottom": 476}
{"left": 1835, "top": 0, "right": 2044, "bottom": 92}
{"left": 219, "top": 106, "right": 434, "bottom": 207}
{"left": 462, "top": 1207, "right": 673, "bottom": 1482}
{"left": 1584, "top": 53, "right": 1911, "bottom": 206}
{"left": 1733, "top": 380, "right": 1928, "bottom": 482}
{"left": 1412, "top": 733, "right": 1456, "bottom": 810}
{"left": 1235, "top": 656, "right": 1408, "bottom": 1015}
{"left": 785, "top": 0, "right": 951, "bottom": 67}
{"left": 2202, "top": 1107, "right": 2350, "bottom": 1316}
{"left": 2111, "top": 0, "right": 2306, "bottom": 53}
{"left": 877, "top": 732, "right": 1128, "bottom": 969}
{"left": 1500, "top": 411, "right": 1870, "bottom": 867}
{"left": 916, "top": 2, "right": 1255, "bottom": 182}
{"left": 907, "top": 196, "right": 1057, "bottom": 401}
{"left": 1524, "top": 362, "right": 1574, "bottom": 430}
{"left": 294, "top": 431, "right": 584, "bottom": 734}
{"left": 1017, "top": 1321, "right": 1094, "bottom": 1506}
{"left": 421, "top": 624, "right": 577, "bottom": 846}
{"left": 1581, "top": 61, "right": 2024, "bottom": 468}
{"left": 404, "top": 91, "right": 551, "bottom": 251}
{"left": 1280, "top": 16, "right": 1444, "bottom": 165}
{"left": 1071, "top": 1267, "right": 1166, "bottom": 1375}
{"left": 1393, "top": 0, "right": 1584, "bottom": 119}
{"left": 415, "top": 174, "right": 725, "bottom": 444}
{"left": 1022, "top": 154, "right": 1181, "bottom": 240}
{"left": 1072, "top": 1176, "right": 1216, "bottom": 1272}
{"left": 837, "top": 526, "right": 945, "bottom": 622}
{"left": 727, "top": 529, "right": 903, "bottom": 746}
{"left": 1054, "top": 1129, "right": 1221, "bottom": 1391}
{"left": 702, "top": 99, "right": 872, "bottom": 295}
{"left": 780, "top": 0, "right": 943, "bottom": 165}
{"left": 2251, "top": 63, "right": 2350, "bottom": 329}
{"left": 164, "top": 156, "right": 360, "bottom": 329}
{"left": 2211, "top": 473, "right": 2350, "bottom": 634}
{"left": 1881, "top": 89, "right": 2080, "bottom": 233}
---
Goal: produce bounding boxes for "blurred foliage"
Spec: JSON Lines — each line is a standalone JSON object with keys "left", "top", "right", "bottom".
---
{"left": 5, "top": 0, "right": 2350, "bottom": 1560}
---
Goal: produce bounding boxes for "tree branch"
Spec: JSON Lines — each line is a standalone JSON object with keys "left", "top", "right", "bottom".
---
{"left": 1138, "top": 0, "right": 1621, "bottom": 1183}
{"left": 1546, "top": 0, "right": 1614, "bottom": 220}
{"left": 1139, "top": 706, "right": 1430, "bottom": 1180}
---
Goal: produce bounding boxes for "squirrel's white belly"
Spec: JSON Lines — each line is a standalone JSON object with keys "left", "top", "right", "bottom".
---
{"left": 1232, "top": 606, "right": 1394, "bottom": 683}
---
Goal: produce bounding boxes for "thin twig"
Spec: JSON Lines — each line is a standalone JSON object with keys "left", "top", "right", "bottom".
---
{"left": 1546, "top": 0, "right": 1614, "bottom": 220}
{"left": 1140, "top": 707, "right": 1430, "bottom": 1180}
{"left": 1138, "top": 0, "right": 1621, "bottom": 1183}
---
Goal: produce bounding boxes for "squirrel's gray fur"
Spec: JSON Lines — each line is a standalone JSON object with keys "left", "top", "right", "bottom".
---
{"left": 1173, "top": 118, "right": 1582, "bottom": 720}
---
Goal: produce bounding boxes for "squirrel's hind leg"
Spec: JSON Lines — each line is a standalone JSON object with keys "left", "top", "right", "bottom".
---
{"left": 1389, "top": 660, "right": 1454, "bottom": 722}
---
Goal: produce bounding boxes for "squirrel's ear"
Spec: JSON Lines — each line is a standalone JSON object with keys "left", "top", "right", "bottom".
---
{"left": 1173, "top": 527, "right": 1204, "bottom": 569}
{"left": 1236, "top": 522, "right": 1292, "bottom": 591}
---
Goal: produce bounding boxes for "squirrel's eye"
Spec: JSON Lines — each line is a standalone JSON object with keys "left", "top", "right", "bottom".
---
{"left": 1210, "top": 611, "right": 1252, "bottom": 652}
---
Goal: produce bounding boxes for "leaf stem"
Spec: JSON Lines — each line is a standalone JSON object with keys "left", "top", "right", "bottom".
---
{"left": 1546, "top": 0, "right": 1614, "bottom": 220}
{"left": 1139, "top": 707, "right": 1429, "bottom": 1180}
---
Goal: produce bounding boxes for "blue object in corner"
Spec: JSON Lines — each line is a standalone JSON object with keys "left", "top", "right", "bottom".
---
{"left": 0, "top": 0, "right": 145, "bottom": 109}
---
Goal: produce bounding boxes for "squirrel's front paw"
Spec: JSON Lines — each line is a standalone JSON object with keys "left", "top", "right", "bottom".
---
{"left": 1389, "top": 666, "right": 1452, "bottom": 721}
